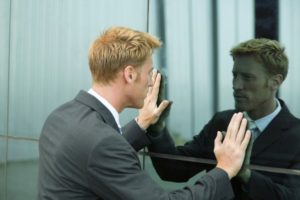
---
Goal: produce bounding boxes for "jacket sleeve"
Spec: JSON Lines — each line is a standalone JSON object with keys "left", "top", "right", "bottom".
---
{"left": 146, "top": 113, "right": 223, "bottom": 182}
{"left": 86, "top": 135, "right": 235, "bottom": 200}
{"left": 122, "top": 119, "right": 152, "bottom": 151}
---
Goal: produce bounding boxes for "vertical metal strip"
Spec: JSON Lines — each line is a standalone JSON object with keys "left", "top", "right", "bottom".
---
{"left": 142, "top": 0, "right": 151, "bottom": 170}
{"left": 5, "top": 0, "right": 13, "bottom": 198}
{"left": 211, "top": 0, "right": 219, "bottom": 113}
{"left": 187, "top": 1, "right": 195, "bottom": 135}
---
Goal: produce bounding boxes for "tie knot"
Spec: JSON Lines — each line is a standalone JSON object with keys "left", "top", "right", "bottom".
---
{"left": 243, "top": 112, "right": 259, "bottom": 139}
{"left": 248, "top": 120, "right": 257, "bottom": 130}
{"left": 243, "top": 112, "right": 255, "bottom": 128}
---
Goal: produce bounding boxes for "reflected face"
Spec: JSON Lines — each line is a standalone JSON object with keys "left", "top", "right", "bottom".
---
{"left": 232, "top": 55, "right": 274, "bottom": 115}
{"left": 132, "top": 56, "right": 153, "bottom": 108}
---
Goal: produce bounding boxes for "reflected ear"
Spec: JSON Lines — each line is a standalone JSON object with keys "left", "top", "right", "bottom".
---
{"left": 123, "top": 65, "right": 137, "bottom": 83}
{"left": 269, "top": 74, "right": 283, "bottom": 90}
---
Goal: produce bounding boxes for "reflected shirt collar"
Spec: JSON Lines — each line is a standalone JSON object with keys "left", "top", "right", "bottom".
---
{"left": 88, "top": 88, "right": 121, "bottom": 129}
{"left": 246, "top": 98, "right": 281, "bottom": 132}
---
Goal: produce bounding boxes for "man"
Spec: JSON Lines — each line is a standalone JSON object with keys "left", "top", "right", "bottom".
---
{"left": 38, "top": 26, "right": 251, "bottom": 200}
{"left": 144, "top": 38, "right": 300, "bottom": 199}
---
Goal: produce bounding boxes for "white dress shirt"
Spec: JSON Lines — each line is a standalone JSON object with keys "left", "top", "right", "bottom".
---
{"left": 88, "top": 89, "right": 122, "bottom": 134}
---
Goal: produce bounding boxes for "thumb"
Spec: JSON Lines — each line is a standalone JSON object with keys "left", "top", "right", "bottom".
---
{"left": 214, "top": 131, "right": 223, "bottom": 147}
{"left": 157, "top": 100, "right": 172, "bottom": 114}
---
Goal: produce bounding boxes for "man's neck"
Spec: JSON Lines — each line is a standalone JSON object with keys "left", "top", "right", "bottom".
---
{"left": 92, "top": 83, "right": 124, "bottom": 113}
{"left": 248, "top": 98, "right": 278, "bottom": 120}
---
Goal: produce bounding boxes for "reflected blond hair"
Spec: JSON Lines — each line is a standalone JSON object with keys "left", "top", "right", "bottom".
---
{"left": 230, "top": 38, "right": 288, "bottom": 80}
{"left": 88, "top": 26, "right": 161, "bottom": 84}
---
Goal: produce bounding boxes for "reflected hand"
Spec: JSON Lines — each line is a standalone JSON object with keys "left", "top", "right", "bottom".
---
{"left": 237, "top": 131, "right": 254, "bottom": 183}
{"left": 137, "top": 70, "right": 171, "bottom": 130}
{"left": 148, "top": 70, "right": 172, "bottom": 133}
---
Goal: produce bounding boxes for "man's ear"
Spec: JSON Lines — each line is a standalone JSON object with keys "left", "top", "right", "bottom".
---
{"left": 123, "top": 65, "right": 137, "bottom": 83}
{"left": 269, "top": 74, "right": 283, "bottom": 91}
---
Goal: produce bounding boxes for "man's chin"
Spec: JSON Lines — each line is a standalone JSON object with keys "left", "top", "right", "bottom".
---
{"left": 127, "top": 102, "right": 143, "bottom": 109}
{"left": 135, "top": 101, "right": 144, "bottom": 109}
{"left": 235, "top": 103, "right": 248, "bottom": 112}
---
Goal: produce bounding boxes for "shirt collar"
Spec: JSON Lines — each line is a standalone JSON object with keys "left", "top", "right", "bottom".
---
{"left": 88, "top": 88, "right": 121, "bottom": 129}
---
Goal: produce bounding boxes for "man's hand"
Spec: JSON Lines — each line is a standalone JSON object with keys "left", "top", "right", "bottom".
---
{"left": 214, "top": 112, "right": 251, "bottom": 179}
{"left": 220, "top": 129, "right": 254, "bottom": 182}
{"left": 137, "top": 70, "right": 171, "bottom": 130}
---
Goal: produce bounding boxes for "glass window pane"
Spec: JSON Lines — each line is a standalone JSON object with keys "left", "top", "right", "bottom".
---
{"left": 146, "top": 1, "right": 300, "bottom": 199}
{"left": 148, "top": 0, "right": 214, "bottom": 142}
{"left": 280, "top": 0, "right": 300, "bottom": 117}
{"left": 0, "top": 138, "right": 7, "bottom": 200}
{"left": 0, "top": 0, "right": 10, "bottom": 136}
{"left": 9, "top": 0, "right": 148, "bottom": 138}
{"left": 217, "top": 0, "right": 254, "bottom": 110}
{"left": 7, "top": 139, "right": 38, "bottom": 200}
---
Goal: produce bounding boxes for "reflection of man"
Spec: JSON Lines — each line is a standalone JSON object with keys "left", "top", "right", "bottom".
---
{"left": 145, "top": 38, "right": 300, "bottom": 199}
{"left": 38, "top": 26, "right": 250, "bottom": 200}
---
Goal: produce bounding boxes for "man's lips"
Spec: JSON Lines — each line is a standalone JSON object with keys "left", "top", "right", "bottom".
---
{"left": 233, "top": 93, "right": 247, "bottom": 99}
{"left": 234, "top": 95, "right": 247, "bottom": 101}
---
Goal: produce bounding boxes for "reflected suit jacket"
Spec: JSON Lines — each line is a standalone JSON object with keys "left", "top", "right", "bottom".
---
{"left": 38, "top": 90, "right": 235, "bottom": 200}
{"left": 148, "top": 99, "right": 300, "bottom": 200}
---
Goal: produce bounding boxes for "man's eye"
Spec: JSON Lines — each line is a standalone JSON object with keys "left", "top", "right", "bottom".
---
{"left": 243, "top": 76, "right": 253, "bottom": 80}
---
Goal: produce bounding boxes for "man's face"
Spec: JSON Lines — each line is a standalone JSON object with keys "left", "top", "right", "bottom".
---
{"left": 232, "top": 55, "right": 275, "bottom": 117}
{"left": 132, "top": 56, "right": 153, "bottom": 108}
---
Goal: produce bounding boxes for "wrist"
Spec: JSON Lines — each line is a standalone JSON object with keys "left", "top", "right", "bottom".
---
{"left": 135, "top": 117, "right": 148, "bottom": 130}
{"left": 216, "top": 165, "right": 235, "bottom": 180}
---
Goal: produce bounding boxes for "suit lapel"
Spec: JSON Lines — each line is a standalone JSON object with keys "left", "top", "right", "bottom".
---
{"left": 74, "top": 90, "right": 120, "bottom": 133}
{"left": 252, "top": 101, "right": 291, "bottom": 158}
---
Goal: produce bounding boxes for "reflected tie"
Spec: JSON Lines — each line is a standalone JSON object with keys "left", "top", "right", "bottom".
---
{"left": 243, "top": 112, "right": 259, "bottom": 140}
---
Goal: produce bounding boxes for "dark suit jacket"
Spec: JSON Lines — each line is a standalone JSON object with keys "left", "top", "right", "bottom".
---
{"left": 148, "top": 99, "right": 300, "bottom": 200}
{"left": 38, "top": 90, "right": 235, "bottom": 200}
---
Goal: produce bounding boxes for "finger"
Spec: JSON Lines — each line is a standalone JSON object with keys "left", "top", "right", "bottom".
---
{"left": 152, "top": 69, "right": 158, "bottom": 83}
{"left": 228, "top": 112, "right": 243, "bottom": 140}
{"left": 214, "top": 131, "right": 223, "bottom": 148}
{"left": 146, "top": 85, "right": 153, "bottom": 98}
{"left": 241, "top": 130, "right": 252, "bottom": 152}
{"left": 150, "top": 73, "right": 161, "bottom": 101}
{"left": 148, "top": 86, "right": 153, "bottom": 94}
{"left": 225, "top": 113, "right": 237, "bottom": 139}
{"left": 236, "top": 118, "right": 248, "bottom": 144}
{"left": 148, "top": 69, "right": 158, "bottom": 94}
{"left": 157, "top": 100, "right": 171, "bottom": 115}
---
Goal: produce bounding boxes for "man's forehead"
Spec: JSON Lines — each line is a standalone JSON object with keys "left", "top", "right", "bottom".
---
{"left": 233, "top": 58, "right": 265, "bottom": 70}
{"left": 232, "top": 63, "right": 258, "bottom": 74}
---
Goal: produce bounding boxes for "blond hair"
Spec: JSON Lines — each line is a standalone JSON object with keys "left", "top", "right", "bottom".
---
{"left": 88, "top": 26, "right": 161, "bottom": 84}
{"left": 230, "top": 38, "right": 288, "bottom": 80}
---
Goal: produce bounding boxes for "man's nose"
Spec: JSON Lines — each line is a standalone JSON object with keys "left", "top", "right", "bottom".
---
{"left": 232, "top": 77, "right": 243, "bottom": 90}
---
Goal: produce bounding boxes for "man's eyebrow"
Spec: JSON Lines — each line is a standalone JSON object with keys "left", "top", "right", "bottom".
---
{"left": 232, "top": 70, "right": 252, "bottom": 75}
